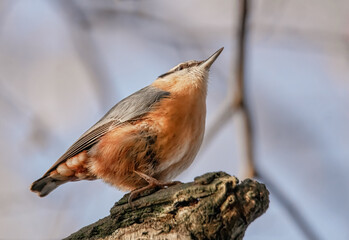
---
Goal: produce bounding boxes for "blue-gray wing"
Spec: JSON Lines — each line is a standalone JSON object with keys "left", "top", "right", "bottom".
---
{"left": 44, "top": 86, "right": 170, "bottom": 175}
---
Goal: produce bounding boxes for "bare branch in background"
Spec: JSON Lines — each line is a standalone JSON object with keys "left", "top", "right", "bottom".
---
{"left": 203, "top": 0, "right": 320, "bottom": 239}
{"left": 202, "top": 0, "right": 256, "bottom": 178}
{"left": 52, "top": 0, "right": 117, "bottom": 109}
{"left": 234, "top": 0, "right": 256, "bottom": 178}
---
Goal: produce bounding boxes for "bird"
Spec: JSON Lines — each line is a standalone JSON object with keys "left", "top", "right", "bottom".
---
{"left": 30, "top": 47, "right": 223, "bottom": 203}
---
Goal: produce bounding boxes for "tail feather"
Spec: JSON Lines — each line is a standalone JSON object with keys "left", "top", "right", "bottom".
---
{"left": 30, "top": 176, "right": 66, "bottom": 197}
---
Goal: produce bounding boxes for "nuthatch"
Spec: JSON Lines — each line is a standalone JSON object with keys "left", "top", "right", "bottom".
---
{"left": 31, "top": 47, "right": 223, "bottom": 203}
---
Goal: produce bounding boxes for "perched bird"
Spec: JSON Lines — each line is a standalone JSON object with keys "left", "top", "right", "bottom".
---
{"left": 31, "top": 47, "right": 223, "bottom": 203}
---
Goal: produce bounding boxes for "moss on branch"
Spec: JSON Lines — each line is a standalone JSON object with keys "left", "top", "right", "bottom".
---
{"left": 65, "top": 172, "right": 269, "bottom": 240}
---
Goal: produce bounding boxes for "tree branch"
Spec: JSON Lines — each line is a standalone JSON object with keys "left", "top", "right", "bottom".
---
{"left": 65, "top": 172, "right": 269, "bottom": 240}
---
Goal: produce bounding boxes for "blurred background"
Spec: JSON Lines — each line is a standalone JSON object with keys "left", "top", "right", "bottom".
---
{"left": 0, "top": 0, "right": 348, "bottom": 239}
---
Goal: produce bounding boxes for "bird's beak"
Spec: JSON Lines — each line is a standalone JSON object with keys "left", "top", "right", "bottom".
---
{"left": 200, "top": 47, "right": 224, "bottom": 70}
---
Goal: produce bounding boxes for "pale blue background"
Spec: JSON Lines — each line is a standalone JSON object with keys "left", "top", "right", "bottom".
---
{"left": 0, "top": 0, "right": 348, "bottom": 239}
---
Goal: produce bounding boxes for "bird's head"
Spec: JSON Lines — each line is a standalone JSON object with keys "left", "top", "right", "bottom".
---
{"left": 154, "top": 48, "right": 223, "bottom": 93}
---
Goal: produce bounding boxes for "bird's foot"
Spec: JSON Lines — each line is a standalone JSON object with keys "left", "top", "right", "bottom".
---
{"left": 128, "top": 171, "right": 182, "bottom": 207}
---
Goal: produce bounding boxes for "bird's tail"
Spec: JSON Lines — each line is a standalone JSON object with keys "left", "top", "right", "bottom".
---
{"left": 30, "top": 175, "right": 66, "bottom": 197}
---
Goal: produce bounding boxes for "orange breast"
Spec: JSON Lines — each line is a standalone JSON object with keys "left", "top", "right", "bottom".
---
{"left": 87, "top": 83, "right": 207, "bottom": 190}
{"left": 145, "top": 90, "right": 206, "bottom": 180}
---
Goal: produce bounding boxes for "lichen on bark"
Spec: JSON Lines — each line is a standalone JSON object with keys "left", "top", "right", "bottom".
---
{"left": 65, "top": 172, "right": 269, "bottom": 240}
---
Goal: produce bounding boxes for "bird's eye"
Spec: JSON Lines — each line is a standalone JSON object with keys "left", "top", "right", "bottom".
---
{"left": 177, "top": 66, "right": 183, "bottom": 71}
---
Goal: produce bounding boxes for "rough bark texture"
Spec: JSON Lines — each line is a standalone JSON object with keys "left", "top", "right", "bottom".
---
{"left": 65, "top": 172, "right": 269, "bottom": 240}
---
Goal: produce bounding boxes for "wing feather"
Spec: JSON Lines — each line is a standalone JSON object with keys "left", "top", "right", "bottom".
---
{"left": 44, "top": 86, "right": 170, "bottom": 175}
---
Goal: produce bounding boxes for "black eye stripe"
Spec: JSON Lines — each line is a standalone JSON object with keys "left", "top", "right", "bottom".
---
{"left": 177, "top": 62, "right": 199, "bottom": 70}
{"left": 158, "top": 61, "right": 201, "bottom": 78}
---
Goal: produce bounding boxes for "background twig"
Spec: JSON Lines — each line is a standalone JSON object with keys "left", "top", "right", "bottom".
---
{"left": 203, "top": 1, "right": 320, "bottom": 239}
{"left": 234, "top": 0, "right": 256, "bottom": 178}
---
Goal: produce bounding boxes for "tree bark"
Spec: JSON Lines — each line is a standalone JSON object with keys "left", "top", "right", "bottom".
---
{"left": 64, "top": 172, "right": 269, "bottom": 240}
